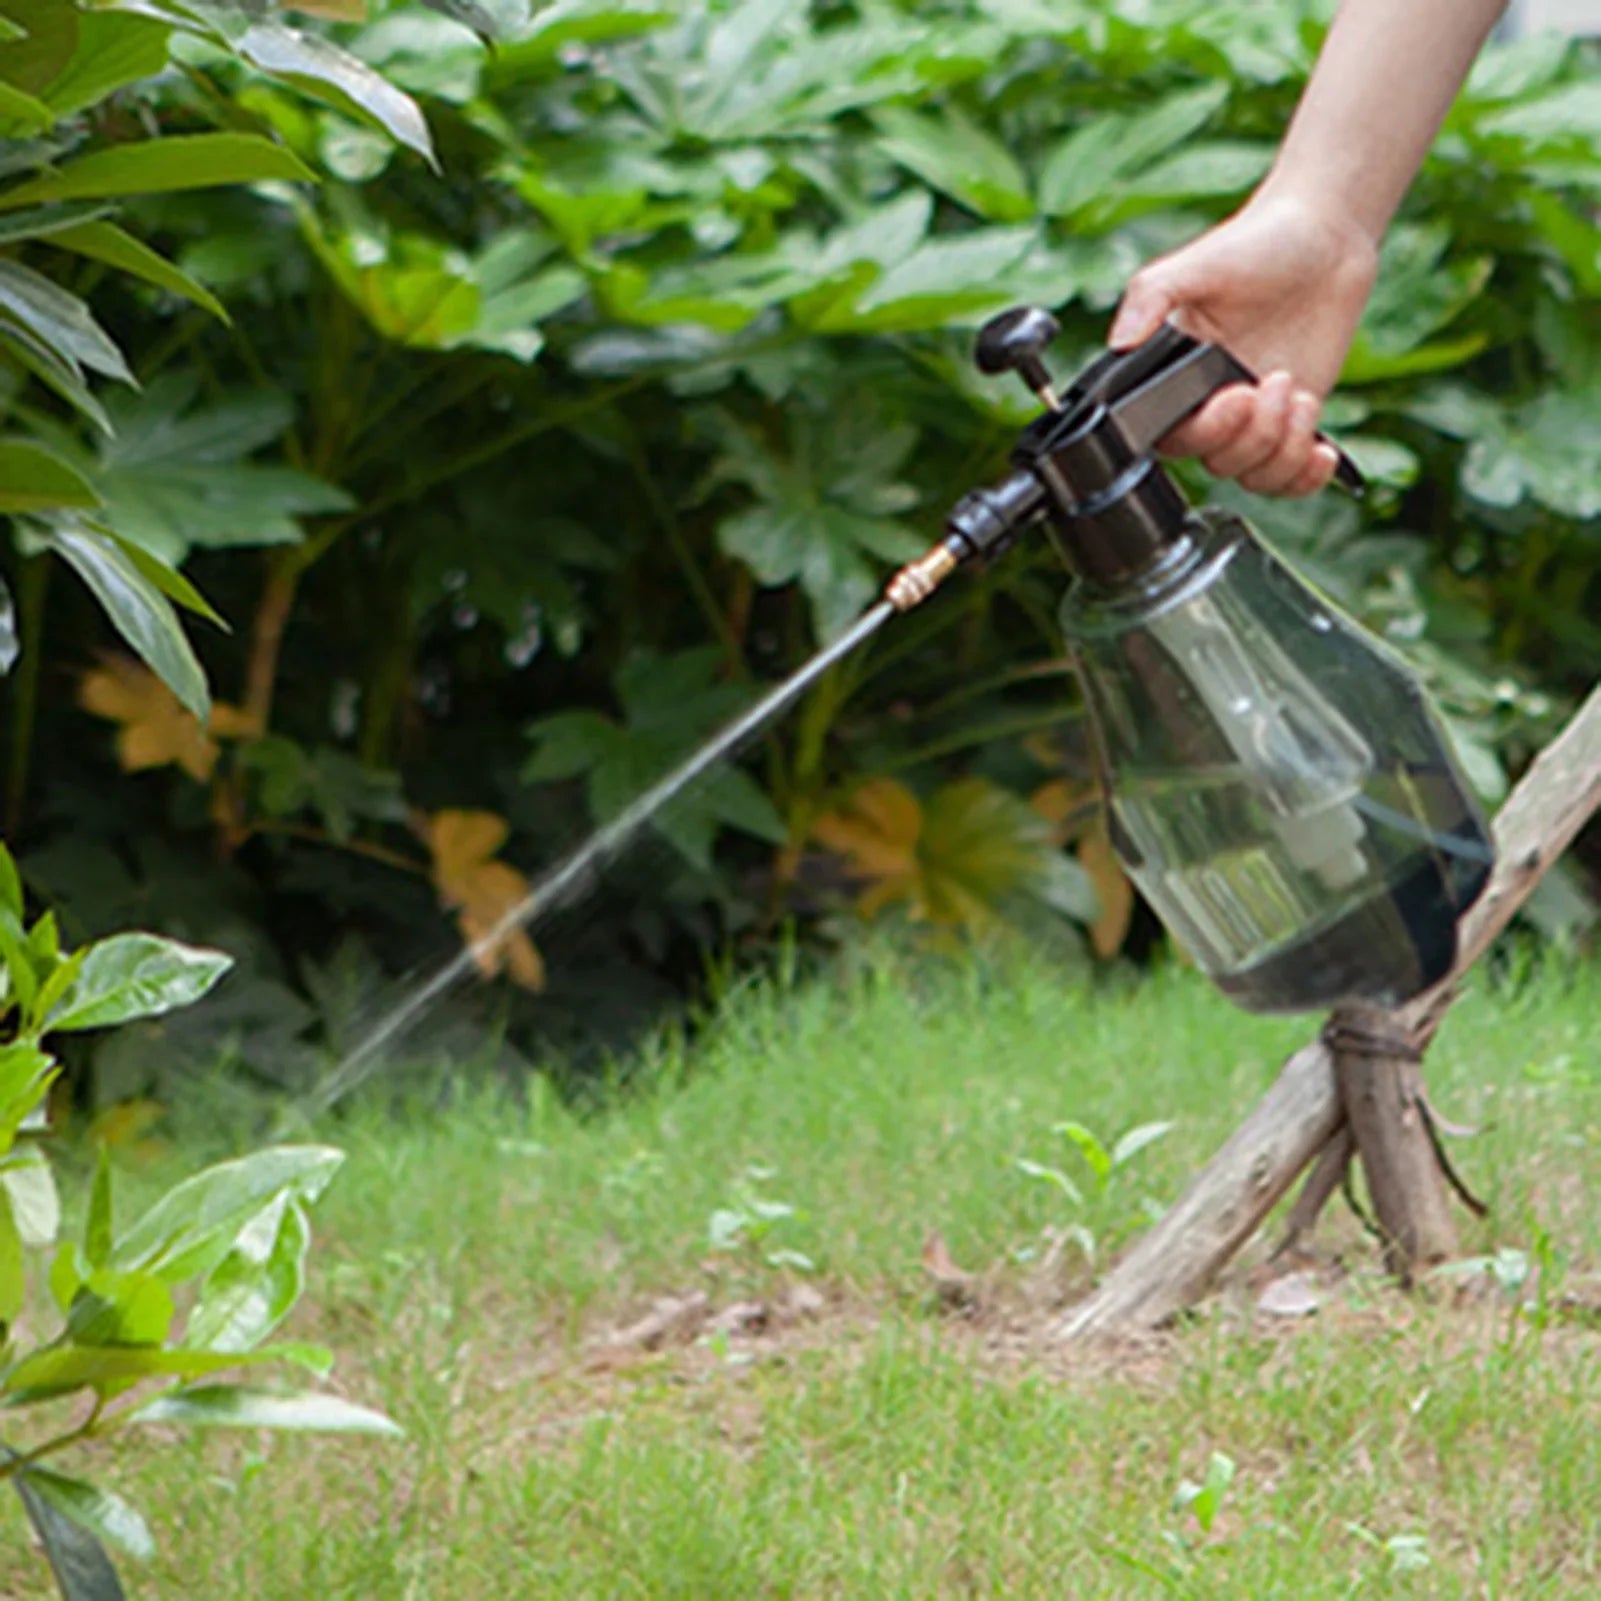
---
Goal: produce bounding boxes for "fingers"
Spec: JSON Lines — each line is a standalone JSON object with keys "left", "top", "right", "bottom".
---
{"left": 1238, "top": 389, "right": 1322, "bottom": 495}
{"left": 1159, "top": 375, "right": 1335, "bottom": 498}
{"left": 1107, "top": 271, "right": 1173, "bottom": 349}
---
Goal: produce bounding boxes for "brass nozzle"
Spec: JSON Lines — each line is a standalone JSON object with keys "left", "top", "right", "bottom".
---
{"left": 884, "top": 541, "right": 960, "bottom": 612}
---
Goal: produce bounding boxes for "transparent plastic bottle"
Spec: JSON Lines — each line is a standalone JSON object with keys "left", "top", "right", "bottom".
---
{"left": 1062, "top": 509, "right": 1495, "bottom": 1014}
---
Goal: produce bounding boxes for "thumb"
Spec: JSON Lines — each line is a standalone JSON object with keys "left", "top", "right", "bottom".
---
{"left": 1107, "top": 271, "right": 1174, "bottom": 350}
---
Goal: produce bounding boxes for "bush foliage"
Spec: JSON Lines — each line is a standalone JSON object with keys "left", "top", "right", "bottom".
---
{"left": 4, "top": 0, "right": 1600, "bottom": 1093}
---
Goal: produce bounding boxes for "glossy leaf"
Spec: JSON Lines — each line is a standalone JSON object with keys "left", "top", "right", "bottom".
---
{"left": 0, "top": 438, "right": 99, "bottom": 513}
{"left": 185, "top": 1192, "right": 309, "bottom": 1353}
{"left": 707, "top": 397, "right": 924, "bottom": 638}
{"left": 0, "top": 1186, "right": 23, "bottom": 1325}
{"left": 0, "top": 843, "right": 20, "bottom": 921}
{"left": 0, "top": 1041, "right": 55, "bottom": 1151}
{"left": 45, "top": 220, "right": 228, "bottom": 322}
{"left": 12, "top": 1470, "right": 127, "bottom": 1601}
{"left": 16, "top": 1469, "right": 153, "bottom": 1562}
{"left": 64, "top": 1265, "right": 175, "bottom": 1346}
{"left": 0, "top": 574, "right": 15, "bottom": 674}
{"left": 2, "top": 1146, "right": 59, "bottom": 1245}
{"left": 45, "top": 932, "right": 231, "bottom": 1033}
{"left": 132, "top": 1382, "right": 402, "bottom": 1436}
{"left": 110, "top": 1145, "right": 342, "bottom": 1283}
{"left": 38, "top": 520, "right": 209, "bottom": 718}
{"left": 2, "top": 1341, "right": 271, "bottom": 1399}
{"left": 0, "top": 133, "right": 316, "bottom": 210}
{"left": 234, "top": 23, "right": 436, "bottom": 167}
{"left": 86, "top": 1146, "right": 113, "bottom": 1268}
{"left": 0, "top": 258, "right": 131, "bottom": 383}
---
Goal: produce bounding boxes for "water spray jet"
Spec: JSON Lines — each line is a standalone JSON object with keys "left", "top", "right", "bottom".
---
{"left": 301, "top": 308, "right": 1494, "bottom": 1115}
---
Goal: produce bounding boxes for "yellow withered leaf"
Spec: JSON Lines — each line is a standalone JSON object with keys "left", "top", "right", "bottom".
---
{"left": 811, "top": 778, "right": 921, "bottom": 917}
{"left": 426, "top": 809, "right": 545, "bottom": 991}
{"left": 1076, "top": 815, "right": 1135, "bottom": 960}
{"left": 78, "top": 657, "right": 257, "bottom": 783}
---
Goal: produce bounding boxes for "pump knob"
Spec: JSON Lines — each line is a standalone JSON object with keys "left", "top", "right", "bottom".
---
{"left": 975, "top": 307, "right": 1063, "bottom": 409}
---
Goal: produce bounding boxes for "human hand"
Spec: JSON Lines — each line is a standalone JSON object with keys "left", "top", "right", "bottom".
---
{"left": 1107, "top": 191, "right": 1378, "bottom": 495}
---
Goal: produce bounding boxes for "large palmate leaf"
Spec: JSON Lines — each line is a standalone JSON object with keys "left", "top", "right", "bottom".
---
{"left": 71, "top": 375, "right": 352, "bottom": 564}
{"left": 1406, "top": 380, "right": 1601, "bottom": 519}
{"left": 524, "top": 647, "right": 785, "bottom": 869}
{"left": 706, "top": 395, "right": 925, "bottom": 639}
{"left": 1342, "top": 224, "right": 1491, "bottom": 384}
{"left": 303, "top": 217, "right": 583, "bottom": 359}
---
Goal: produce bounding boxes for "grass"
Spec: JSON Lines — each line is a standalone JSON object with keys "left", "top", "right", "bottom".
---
{"left": 6, "top": 944, "right": 1601, "bottom": 1597}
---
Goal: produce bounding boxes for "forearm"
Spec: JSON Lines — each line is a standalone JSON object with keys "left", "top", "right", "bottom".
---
{"left": 1260, "top": 0, "right": 1509, "bottom": 243}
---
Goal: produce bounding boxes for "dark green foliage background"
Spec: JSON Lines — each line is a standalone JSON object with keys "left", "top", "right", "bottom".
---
{"left": 7, "top": 0, "right": 1601, "bottom": 1096}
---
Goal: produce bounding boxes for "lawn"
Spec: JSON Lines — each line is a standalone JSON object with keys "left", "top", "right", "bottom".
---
{"left": 6, "top": 947, "right": 1601, "bottom": 1598}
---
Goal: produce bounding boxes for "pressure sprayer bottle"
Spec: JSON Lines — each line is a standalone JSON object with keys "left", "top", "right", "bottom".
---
{"left": 880, "top": 307, "right": 1495, "bottom": 1015}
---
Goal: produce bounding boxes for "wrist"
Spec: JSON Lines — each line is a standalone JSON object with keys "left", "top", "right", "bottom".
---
{"left": 1242, "top": 179, "right": 1382, "bottom": 283}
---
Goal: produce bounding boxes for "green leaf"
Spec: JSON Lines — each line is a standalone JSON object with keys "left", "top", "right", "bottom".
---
{"left": 0, "top": 259, "right": 131, "bottom": 383}
{"left": 0, "top": 843, "right": 20, "bottom": 921}
{"left": 15, "top": 1468, "right": 153, "bottom": 1562}
{"left": 872, "top": 104, "right": 1031, "bottom": 222}
{"left": 81, "top": 374, "right": 348, "bottom": 565}
{"left": 45, "top": 220, "right": 228, "bottom": 322}
{"left": 524, "top": 650, "right": 786, "bottom": 869}
{"left": 64, "top": 1266, "right": 174, "bottom": 1346}
{"left": 0, "top": 78, "right": 52, "bottom": 136}
{"left": 0, "top": 133, "right": 317, "bottom": 210}
{"left": 0, "top": 314, "right": 111, "bottom": 432}
{"left": 0, "top": 910, "right": 39, "bottom": 1021}
{"left": 417, "top": 0, "right": 503, "bottom": 42}
{"left": 0, "top": 1187, "right": 23, "bottom": 1325}
{"left": 34, "top": 518, "right": 210, "bottom": 718}
{"left": 1054, "top": 1120, "right": 1112, "bottom": 1188}
{"left": 45, "top": 932, "right": 231, "bottom": 1033}
{"left": 0, "top": 0, "right": 78, "bottom": 95}
{"left": 1109, "top": 1121, "right": 1174, "bottom": 1170}
{"left": 2, "top": 1341, "right": 269, "bottom": 1399}
{"left": 1038, "top": 84, "right": 1228, "bottom": 222}
{"left": 40, "top": 8, "right": 172, "bottom": 117}
{"left": 0, "top": 1041, "right": 55, "bottom": 1152}
{"left": 12, "top": 1470, "right": 128, "bottom": 1601}
{"left": 101, "top": 530, "right": 227, "bottom": 629}
{"left": 235, "top": 23, "right": 436, "bottom": 167}
{"left": 0, "top": 438, "right": 99, "bottom": 513}
{"left": 111, "top": 1145, "right": 342, "bottom": 1283}
{"left": 2, "top": 1148, "right": 59, "bottom": 1246}
{"left": 185, "top": 1192, "right": 309, "bottom": 1353}
{"left": 85, "top": 1147, "right": 112, "bottom": 1268}
{"left": 131, "top": 1383, "right": 402, "bottom": 1437}
{"left": 0, "top": 573, "right": 15, "bottom": 673}
{"left": 0, "top": 201, "right": 113, "bottom": 246}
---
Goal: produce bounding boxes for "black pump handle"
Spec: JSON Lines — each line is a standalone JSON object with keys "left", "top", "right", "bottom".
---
{"left": 1091, "top": 325, "right": 1365, "bottom": 496}
{"left": 976, "top": 309, "right": 1364, "bottom": 496}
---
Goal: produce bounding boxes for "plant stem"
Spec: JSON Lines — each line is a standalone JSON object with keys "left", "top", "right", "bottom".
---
{"left": 245, "top": 818, "right": 428, "bottom": 876}
{"left": 5, "top": 555, "right": 50, "bottom": 836}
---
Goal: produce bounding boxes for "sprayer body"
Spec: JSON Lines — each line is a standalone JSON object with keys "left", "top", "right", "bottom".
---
{"left": 1061, "top": 509, "right": 1494, "bottom": 1013}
